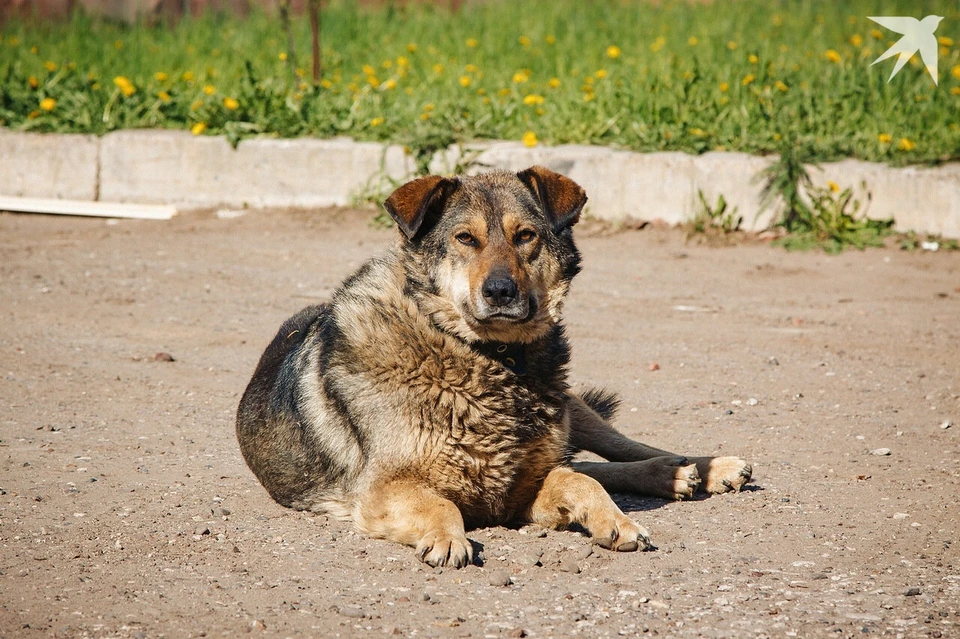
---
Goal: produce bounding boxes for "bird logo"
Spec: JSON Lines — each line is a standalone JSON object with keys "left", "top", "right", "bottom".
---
{"left": 868, "top": 15, "right": 944, "bottom": 85}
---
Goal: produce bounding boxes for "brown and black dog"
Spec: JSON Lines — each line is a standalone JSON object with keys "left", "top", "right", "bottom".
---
{"left": 236, "top": 166, "right": 752, "bottom": 568}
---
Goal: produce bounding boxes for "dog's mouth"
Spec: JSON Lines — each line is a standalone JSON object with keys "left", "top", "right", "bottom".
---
{"left": 471, "top": 295, "right": 538, "bottom": 324}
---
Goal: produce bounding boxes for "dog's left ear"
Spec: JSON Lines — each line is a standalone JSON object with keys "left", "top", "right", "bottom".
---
{"left": 383, "top": 175, "right": 457, "bottom": 240}
{"left": 517, "top": 165, "right": 587, "bottom": 232}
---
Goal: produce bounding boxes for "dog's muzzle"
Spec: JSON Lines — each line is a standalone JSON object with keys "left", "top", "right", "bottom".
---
{"left": 475, "top": 273, "right": 535, "bottom": 322}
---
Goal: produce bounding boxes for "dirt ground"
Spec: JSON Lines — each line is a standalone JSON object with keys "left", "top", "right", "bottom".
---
{"left": 1, "top": 206, "right": 958, "bottom": 639}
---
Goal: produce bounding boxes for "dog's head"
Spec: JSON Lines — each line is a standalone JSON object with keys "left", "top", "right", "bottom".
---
{"left": 383, "top": 166, "right": 586, "bottom": 344}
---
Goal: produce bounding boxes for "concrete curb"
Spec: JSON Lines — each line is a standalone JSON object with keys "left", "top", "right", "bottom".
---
{"left": 2, "top": 129, "right": 958, "bottom": 237}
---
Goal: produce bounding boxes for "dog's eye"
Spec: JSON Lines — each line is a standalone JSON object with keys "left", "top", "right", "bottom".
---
{"left": 515, "top": 229, "right": 537, "bottom": 244}
{"left": 455, "top": 232, "right": 478, "bottom": 247}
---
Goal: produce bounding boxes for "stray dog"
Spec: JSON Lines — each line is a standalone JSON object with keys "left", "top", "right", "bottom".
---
{"left": 236, "top": 166, "right": 752, "bottom": 567}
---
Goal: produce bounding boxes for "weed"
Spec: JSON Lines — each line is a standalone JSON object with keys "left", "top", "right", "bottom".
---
{"left": 686, "top": 189, "right": 742, "bottom": 241}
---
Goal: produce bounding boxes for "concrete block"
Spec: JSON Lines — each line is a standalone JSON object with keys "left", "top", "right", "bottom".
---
{"left": 692, "top": 152, "right": 777, "bottom": 231}
{"left": 0, "top": 130, "right": 99, "bottom": 200}
{"left": 99, "top": 131, "right": 415, "bottom": 208}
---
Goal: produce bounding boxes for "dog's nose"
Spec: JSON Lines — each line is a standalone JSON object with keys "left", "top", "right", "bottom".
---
{"left": 482, "top": 276, "right": 518, "bottom": 307}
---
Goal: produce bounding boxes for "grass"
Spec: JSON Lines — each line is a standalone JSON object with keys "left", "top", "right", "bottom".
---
{"left": 1, "top": 0, "right": 959, "bottom": 164}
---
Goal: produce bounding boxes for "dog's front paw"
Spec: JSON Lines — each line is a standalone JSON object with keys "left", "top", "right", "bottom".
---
{"left": 693, "top": 456, "right": 752, "bottom": 494}
{"left": 592, "top": 512, "right": 655, "bottom": 552}
{"left": 416, "top": 531, "right": 473, "bottom": 568}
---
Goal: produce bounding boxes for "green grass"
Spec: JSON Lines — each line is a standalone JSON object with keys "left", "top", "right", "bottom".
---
{"left": 1, "top": 0, "right": 959, "bottom": 164}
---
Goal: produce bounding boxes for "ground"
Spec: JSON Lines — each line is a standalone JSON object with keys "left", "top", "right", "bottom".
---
{"left": 0, "top": 207, "right": 958, "bottom": 639}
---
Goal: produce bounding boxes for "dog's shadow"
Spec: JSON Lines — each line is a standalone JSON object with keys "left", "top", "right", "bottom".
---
{"left": 611, "top": 483, "right": 764, "bottom": 514}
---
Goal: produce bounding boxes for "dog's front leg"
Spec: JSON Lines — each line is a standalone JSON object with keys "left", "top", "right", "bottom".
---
{"left": 357, "top": 479, "right": 473, "bottom": 568}
{"left": 525, "top": 467, "right": 654, "bottom": 551}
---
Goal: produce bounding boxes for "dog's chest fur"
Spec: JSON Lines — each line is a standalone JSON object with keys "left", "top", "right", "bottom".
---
{"left": 322, "top": 252, "right": 572, "bottom": 526}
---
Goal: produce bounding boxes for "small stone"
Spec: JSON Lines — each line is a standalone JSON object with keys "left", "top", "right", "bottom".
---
{"left": 516, "top": 552, "right": 542, "bottom": 567}
{"left": 724, "top": 409, "right": 734, "bottom": 416}
{"left": 767, "top": 357, "right": 780, "bottom": 366}
{"left": 746, "top": 398, "right": 759, "bottom": 406}
{"left": 903, "top": 587, "right": 921, "bottom": 596}
{"left": 488, "top": 570, "right": 512, "bottom": 587}
{"left": 578, "top": 546, "right": 594, "bottom": 560}
{"left": 508, "top": 629, "right": 527, "bottom": 638}
{"left": 940, "top": 420, "right": 952, "bottom": 430}
{"left": 339, "top": 606, "right": 366, "bottom": 618}
{"left": 419, "top": 592, "right": 431, "bottom": 602}
{"left": 193, "top": 525, "right": 210, "bottom": 536}
{"left": 892, "top": 513, "right": 909, "bottom": 520}
{"left": 249, "top": 619, "right": 266, "bottom": 630}
{"left": 648, "top": 362, "right": 660, "bottom": 371}
{"left": 870, "top": 448, "right": 891, "bottom": 456}
{"left": 153, "top": 352, "right": 175, "bottom": 362}
{"left": 559, "top": 558, "right": 581, "bottom": 574}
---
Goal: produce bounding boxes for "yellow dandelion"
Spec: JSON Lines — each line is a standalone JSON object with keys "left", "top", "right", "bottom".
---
{"left": 748, "top": 54, "right": 759, "bottom": 64}
{"left": 688, "top": 36, "right": 698, "bottom": 46}
{"left": 719, "top": 81, "right": 729, "bottom": 92}
{"left": 827, "top": 180, "right": 839, "bottom": 193}
{"left": 771, "top": 15, "right": 783, "bottom": 27}
{"left": 498, "top": 88, "right": 511, "bottom": 97}
{"left": 190, "top": 99, "right": 203, "bottom": 111}
{"left": 689, "top": 127, "right": 706, "bottom": 137}
{"left": 419, "top": 113, "right": 430, "bottom": 121}
{"left": 154, "top": 72, "right": 168, "bottom": 82}
{"left": 203, "top": 85, "right": 216, "bottom": 95}
{"left": 28, "top": 110, "right": 41, "bottom": 119}
{"left": 951, "top": 87, "right": 960, "bottom": 95}
{"left": 741, "top": 74, "right": 755, "bottom": 86}
{"left": 871, "top": 29, "right": 883, "bottom": 40}
{"left": 407, "top": 43, "right": 418, "bottom": 53}
{"left": 382, "top": 60, "right": 393, "bottom": 69}
{"left": 396, "top": 56, "right": 409, "bottom": 67}
{"left": 459, "top": 75, "right": 472, "bottom": 88}
{"left": 583, "top": 92, "right": 595, "bottom": 102}
{"left": 366, "top": 75, "right": 379, "bottom": 87}
{"left": 39, "top": 97, "right": 55, "bottom": 111}
{"left": 423, "top": 103, "right": 435, "bottom": 112}
{"left": 370, "top": 117, "right": 384, "bottom": 127}
{"left": 825, "top": 49, "right": 842, "bottom": 64}
{"left": 548, "top": 78, "right": 561, "bottom": 88}
{"left": 278, "top": 52, "right": 287, "bottom": 61}
{"left": 466, "top": 38, "right": 479, "bottom": 48}
{"left": 114, "top": 39, "right": 123, "bottom": 50}
{"left": 44, "top": 60, "right": 57, "bottom": 72}
{"left": 898, "top": 138, "right": 915, "bottom": 151}
{"left": 321, "top": 79, "right": 334, "bottom": 89}
{"left": 523, "top": 94, "right": 544, "bottom": 105}
{"left": 522, "top": 130, "right": 538, "bottom": 147}
{"left": 651, "top": 36, "right": 666, "bottom": 53}
{"left": 775, "top": 80, "right": 788, "bottom": 92}
{"left": 113, "top": 76, "right": 136, "bottom": 97}
{"left": 849, "top": 34, "right": 863, "bottom": 47}
{"left": 191, "top": 122, "right": 207, "bottom": 135}
{"left": 464, "top": 64, "right": 478, "bottom": 73}
{"left": 381, "top": 79, "right": 397, "bottom": 90}
{"left": 951, "top": 65, "right": 960, "bottom": 79}
{"left": 28, "top": 76, "right": 38, "bottom": 89}
{"left": 433, "top": 63, "right": 444, "bottom": 74}
{"left": 182, "top": 71, "right": 195, "bottom": 82}
{"left": 513, "top": 70, "right": 529, "bottom": 83}
{"left": 158, "top": 91, "right": 171, "bottom": 102}
{"left": 606, "top": 45, "right": 621, "bottom": 59}
{"left": 518, "top": 35, "right": 531, "bottom": 47}
{"left": 595, "top": 69, "right": 607, "bottom": 79}
{"left": 223, "top": 97, "right": 239, "bottom": 110}
{"left": 545, "top": 35, "right": 556, "bottom": 45}
{"left": 362, "top": 64, "right": 375, "bottom": 76}
{"left": 939, "top": 36, "right": 953, "bottom": 47}
{"left": 727, "top": 41, "right": 738, "bottom": 51}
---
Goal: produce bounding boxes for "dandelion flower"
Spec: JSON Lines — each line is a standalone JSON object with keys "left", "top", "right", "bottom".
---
{"left": 951, "top": 65, "right": 960, "bottom": 79}
{"left": 203, "top": 85, "right": 216, "bottom": 95}
{"left": 191, "top": 122, "right": 207, "bottom": 135}
{"left": 278, "top": 52, "right": 287, "bottom": 61}
{"left": 433, "top": 63, "right": 444, "bottom": 74}
{"left": 950, "top": 87, "right": 960, "bottom": 95}
{"left": 748, "top": 54, "right": 759, "bottom": 64}
{"left": 939, "top": 36, "right": 954, "bottom": 47}
{"left": 223, "top": 97, "right": 239, "bottom": 110}
{"left": 182, "top": 71, "right": 195, "bottom": 82}
{"left": 606, "top": 45, "right": 621, "bottom": 59}
{"left": 154, "top": 72, "right": 168, "bottom": 82}
{"left": 28, "top": 76, "right": 38, "bottom": 89}
{"left": 827, "top": 180, "right": 839, "bottom": 192}
{"left": 44, "top": 60, "right": 57, "bottom": 72}
{"left": 775, "top": 80, "right": 788, "bottom": 92}
{"left": 849, "top": 34, "right": 863, "bottom": 47}
{"left": 523, "top": 94, "right": 544, "bottom": 105}
{"left": 688, "top": 36, "right": 698, "bottom": 46}
{"left": 465, "top": 64, "right": 478, "bottom": 73}
{"left": 545, "top": 35, "right": 556, "bottom": 45}
{"left": 651, "top": 37, "right": 665, "bottom": 53}
{"left": 362, "top": 64, "right": 375, "bottom": 76}
{"left": 870, "top": 29, "right": 883, "bottom": 40}
{"left": 466, "top": 38, "right": 479, "bottom": 48}
{"left": 522, "top": 130, "right": 538, "bottom": 147}
{"left": 898, "top": 138, "right": 915, "bottom": 151}
{"left": 548, "top": 78, "right": 561, "bottom": 88}
{"left": 595, "top": 69, "right": 608, "bottom": 79}
{"left": 381, "top": 79, "right": 397, "bottom": 90}
{"left": 719, "top": 81, "right": 729, "bottom": 92}
{"left": 158, "top": 91, "right": 171, "bottom": 102}
{"left": 407, "top": 43, "right": 418, "bottom": 53}
{"left": 113, "top": 76, "right": 136, "bottom": 97}
{"left": 370, "top": 117, "right": 384, "bottom": 127}
{"left": 459, "top": 75, "right": 472, "bottom": 87}
{"left": 39, "top": 97, "right": 55, "bottom": 111}
{"left": 518, "top": 36, "right": 531, "bottom": 47}
{"left": 825, "top": 49, "right": 841, "bottom": 63}
{"left": 727, "top": 41, "right": 738, "bottom": 51}
{"left": 741, "top": 74, "right": 755, "bottom": 86}
{"left": 513, "top": 70, "right": 529, "bottom": 83}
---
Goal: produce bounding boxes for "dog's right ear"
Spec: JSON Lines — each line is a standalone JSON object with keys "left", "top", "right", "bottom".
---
{"left": 383, "top": 175, "right": 456, "bottom": 240}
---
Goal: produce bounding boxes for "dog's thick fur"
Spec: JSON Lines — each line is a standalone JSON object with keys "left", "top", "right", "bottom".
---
{"left": 236, "top": 166, "right": 752, "bottom": 567}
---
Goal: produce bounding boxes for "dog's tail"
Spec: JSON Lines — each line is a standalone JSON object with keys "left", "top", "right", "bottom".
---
{"left": 579, "top": 387, "right": 620, "bottom": 422}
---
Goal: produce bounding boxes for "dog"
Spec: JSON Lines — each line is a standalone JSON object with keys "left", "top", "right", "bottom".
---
{"left": 236, "top": 166, "right": 752, "bottom": 568}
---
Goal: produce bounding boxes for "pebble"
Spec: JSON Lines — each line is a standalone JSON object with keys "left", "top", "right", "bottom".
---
{"left": 892, "top": 513, "right": 909, "bottom": 520}
{"left": 249, "top": 619, "right": 266, "bottom": 630}
{"left": 746, "top": 398, "right": 759, "bottom": 406}
{"left": 559, "top": 558, "right": 581, "bottom": 574}
{"left": 577, "top": 546, "right": 594, "bottom": 560}
{"left": 419, "top": 592, "right": 431, "bottom": 602}
{"left": 193, "top": 525, "right": 210, "bottom": 536}
{"left": 941, "top": 420, "right": 952, "bottom": 430}
{"left": 508, "top": 629, "right": 527, "bottom": 638}
{"left": 153, "top": 352, "right": 175, "bottom": 362}
{"left": 904, "top": 587, "right": 921, "bottom": 596}
{"left": 870, "top": 448, "right": 891, "bottom": 456}
{"left": 488, "top": 570, "right": 512, "bottom": 587}
{"left": 516, "top": 552, "right": 542, "bottom": 567}
{"left": 339, "top": 606, "right": 366, "bottom": 618}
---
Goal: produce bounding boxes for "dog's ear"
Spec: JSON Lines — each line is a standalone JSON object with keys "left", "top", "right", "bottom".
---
{"left": 517, "top": 165, "right": 587, "bottom": 232}
{"left": 383, "top": 175, "right": 456, "bottom": 240}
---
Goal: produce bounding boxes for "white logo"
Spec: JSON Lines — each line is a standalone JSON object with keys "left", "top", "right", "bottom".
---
{"left": 868, "top": 15, "right": 944, "bottom": 85}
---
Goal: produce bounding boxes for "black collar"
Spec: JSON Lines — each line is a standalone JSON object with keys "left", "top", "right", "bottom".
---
{"left": 473, "top": 341, "right": 527, "bottom": 375}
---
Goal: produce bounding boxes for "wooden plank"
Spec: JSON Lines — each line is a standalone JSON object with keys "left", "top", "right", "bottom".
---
{"left": 0, "top": 196, "right": 176, "bottom": 220}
